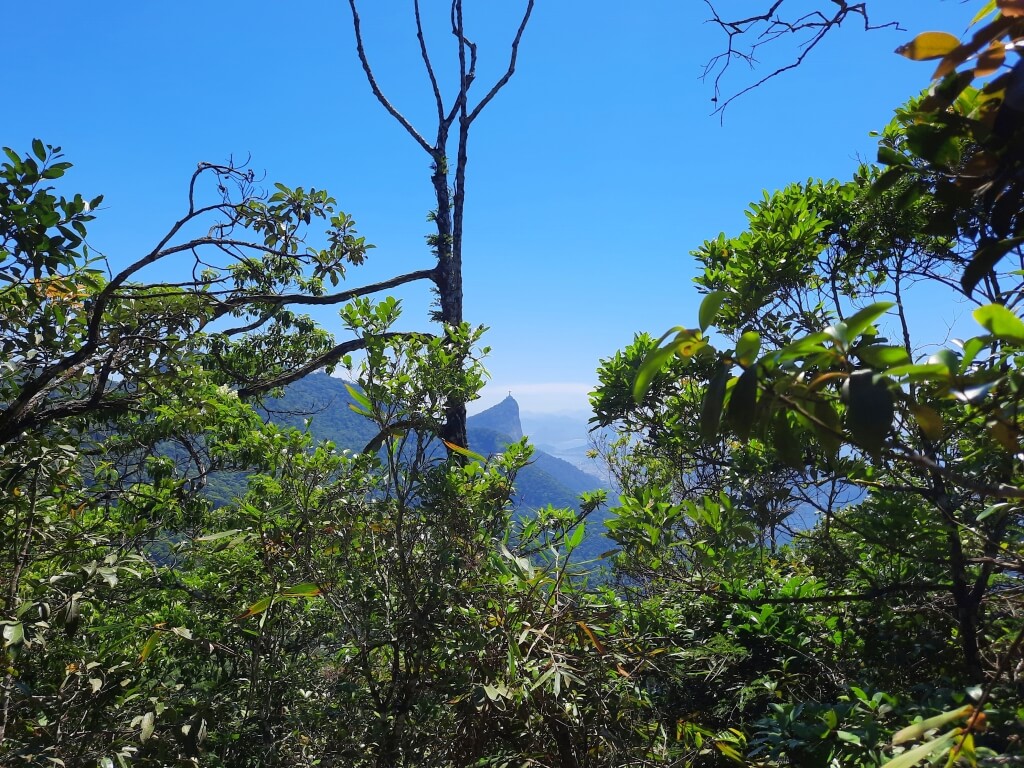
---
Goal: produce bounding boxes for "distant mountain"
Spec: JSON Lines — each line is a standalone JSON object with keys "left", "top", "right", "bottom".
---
{"left": 468, "top": 394, "right": 523, "bottom": 441}
{"left": 206, "top": 377, "right": 615, "bottom": 562}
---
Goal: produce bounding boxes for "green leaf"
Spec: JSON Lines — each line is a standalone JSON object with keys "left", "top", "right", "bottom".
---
{"left": 877, "top": 146, "right": 911, "bottom": 167}
{"left": 281, "top": 582, "right": 321, "bottom": 598}
{"left": 699, "top": 291, "right": 728, "bottom": 333}
{"left": 633, "top": 329, "right": 705, "bottom": 402}
{"left": 138, "top": 631, "right": 160, "bottom": 663}
{"left": 842, "top": 370, "right": 894, "bottom": 456}
{"left": 567, "top": 523, "right": 585, "bottom": 550}
{"left": 140, "top": 711, "right": 156, "bottom": 743}
{"left": 962, "top": 238, "right": 1024, "bottom": 296}
{"left": 928, "top": 349, "right": 960, "bottom": 376}
{"left": 893, "top": 707, "right": 971, "bottom": 745}
{"left": 727, "top": 367, "right": 758, "bottom": 441}
{"left": 345, "top": 382, "right": 372, "bottom": 415}
{"left": 700, "top": 364, "right": 729, "bottom": 443}
{"left": 885, "top": 731, "right": 960, "bottom": 768}
{"left": 856, "top": 345, "right": 910, "bottom": 369}
{"left": 843, "top": 302, "right": 894, "bottom": 341}
{"left": 235, "top": 597, "right": 273, "bottom": 621}
{"left": 735, "top": 331, "right": 761, "bottom": 367}
{"left": 2, "top": 621, "right": 25, "bottom": 647}
{"left": 811, "top": 397, "right": 842, "bottom": 459}
{"left": 974, "top": 303, "right": 1024, "bottom": 344}
{"left": 194, "top": 529, "right": 242, "bottom": 542}
{"left": 32, "top": 139, "right": 46, "bottom": 162}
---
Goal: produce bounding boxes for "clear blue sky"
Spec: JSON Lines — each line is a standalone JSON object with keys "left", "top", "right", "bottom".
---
{"left": 7, "top": 1, "right": 977, "bottom": 415}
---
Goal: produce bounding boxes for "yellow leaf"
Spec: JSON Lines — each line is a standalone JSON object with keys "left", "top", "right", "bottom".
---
{"left": 575, "top": 621, "right": 606, "bottom": 654}
{"left": 911, "top": 404, "right": 944, "bottom": 440}
{"left": 896, "top": 31, "right": 962, "bottom": 60}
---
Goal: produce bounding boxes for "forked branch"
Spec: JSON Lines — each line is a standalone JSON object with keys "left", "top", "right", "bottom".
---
{"left": 703, "top": 0, "right": 901, "bottom": 115}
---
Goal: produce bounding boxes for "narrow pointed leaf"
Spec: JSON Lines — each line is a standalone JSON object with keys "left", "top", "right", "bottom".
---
{"left": 699, "top": 291, "right": 728, "bottom": 333}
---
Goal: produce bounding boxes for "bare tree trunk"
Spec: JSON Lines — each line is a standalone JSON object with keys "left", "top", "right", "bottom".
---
{"left": 345, "top": 0, "right": 535, "bottom": 450}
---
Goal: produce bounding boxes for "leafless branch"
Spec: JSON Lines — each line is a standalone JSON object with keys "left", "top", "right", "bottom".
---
{"left": 414, "top": 0, "right": 445, "bottom": 124}
{"left": 702, "top": 1, "right": 901, "bottom": 116}
{"left": 467, "top": 0, "right": 536, "bottom": 124}
{"left": 346, "top": 0, "right": 435, "bottom": 156}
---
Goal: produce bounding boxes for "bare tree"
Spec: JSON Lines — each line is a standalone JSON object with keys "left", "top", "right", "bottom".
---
{"left": 344, "top": 0, "right": 535, "bottom": 449}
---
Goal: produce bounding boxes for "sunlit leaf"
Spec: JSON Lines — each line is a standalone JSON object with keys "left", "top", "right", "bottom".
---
{"left": 896, "top": 31, "right": 961, "bottom": 61}
{"left": 235, "top": 597, "right": 273, "bottom": 621}
{"left": 281, "top": 583, "right": 321, "bottom": 598}
{"left": 735, "top": 331, "right": 761, "bottom": 366}
{"left": 576, "top": 621, "right": 606, "bottom": 654}
{"left": 442, "top": 439, "right": 486, "bottom": 463}
{"left": 138, "top": 631, "right": 160, "bottom": 663}
{"left": 885, "top": 730, "right": 961, "bottom": 768}
{"left": 140, "top": 711, "right": 155, "bottom": 743}
{"left": 699, "top": 291, "right": 728, "bottom": 333}
{"left": 893, "top": 706, "right": 973, "bottom": 744}
{"left": 974, "top": 303, "right": 1024, "bottom": 343}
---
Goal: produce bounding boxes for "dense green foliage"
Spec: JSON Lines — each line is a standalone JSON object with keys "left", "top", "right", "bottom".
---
{"left": 4, "top": 4, "right": 1024, "bottom": 767}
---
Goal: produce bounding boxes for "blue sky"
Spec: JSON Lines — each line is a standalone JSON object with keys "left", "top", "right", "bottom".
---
{"left": 7, "top": 1, "right": 977, "bottom": 414}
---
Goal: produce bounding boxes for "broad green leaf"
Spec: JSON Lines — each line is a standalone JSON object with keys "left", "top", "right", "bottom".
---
{"left": 700, "top": 364, "right": 729, "bottom": 444}
{"left": 857, "top": 344, "right": 910, "bottom": 369}
{"left": 895, "top": 31, "right": 961, "bottom": 61}
{"left": 2, "top": 621, "right": 24, "bottom": 647}
{"left": 974, "top": 303, "right": 1024, "bottom": 344}
{"left": 812, "top": 397, "right": 842, "bottom": 459}
{"left": 32, "top": 138, "right": 46, "bottom": 161}
{"left": 633, "top": 331, "right": 704, "bottom": 402}
{"left": 842, "top": 370, "right": 894, "bottom": 456}
{"left": 959, "top": 336, "right": 988, "bottom": 370}
{"left": 928, "top": 349, "right": 960, "bottom": 375}
{"left": 843, "top": 302, "right": 894, "bottom": 341}
{"left": 735, "top": 331, "right": 761, "bottom": 367}
{"left": 727, "top": 367, "right": 758, "bottom": 440}
{"left": 194, "top": 529, "right": 242, "bottom": 542}
{"left": 699, "top": 291, "right": 728, "bottom": 333}
{"left": 883, "top": 362, "right": 950, "bottom": 381}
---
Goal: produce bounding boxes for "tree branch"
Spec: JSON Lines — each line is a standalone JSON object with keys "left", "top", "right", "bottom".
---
{"left": 346, "top": 0, "right": 436, "bottom": 156}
